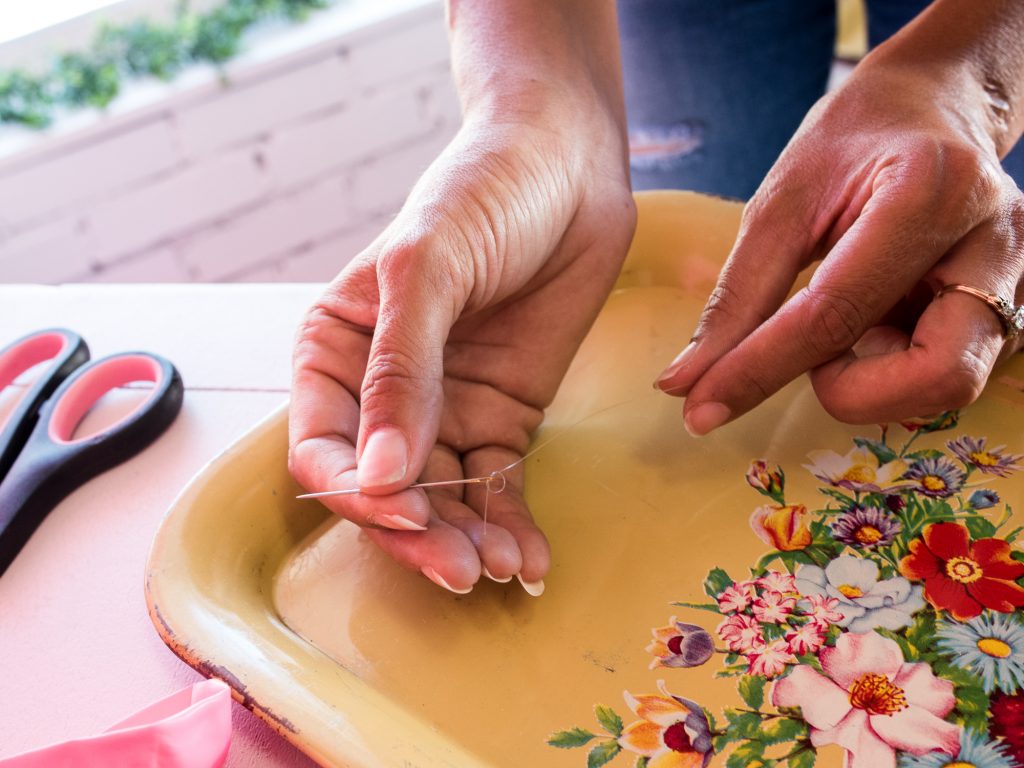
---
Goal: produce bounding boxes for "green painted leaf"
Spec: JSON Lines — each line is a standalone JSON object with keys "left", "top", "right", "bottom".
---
{"left": 670, "top": 601, "right": 722, "bottom": 612}
{"left": 788, "top": 746, "right": 817, "bottom": 768}
{"left": 726, "top": 741, "right": 766, "bottom": 768}
{"left": 964, "top": 516, "right": 998, "bottom": 539}
{"left": 738, "top": 676, "right": 766, "bottom": 710}
{"left": 724, "top": 709, "right": 763, "bottom": 740}
{"left": 704, "top": 567, "right": 734, "bottom": 598}
{"left": 1003, "top": 524, "right": 1023, "bottom": 544}
{"left": 905, "top": 448, "right": 945, "bottom": 462}
{"left": 547, "top": 727, "right": 596, "bottom": 749}
{"left": 635, "top": 757, "right": 649, "bottom": 768}
{"left": 594, "top": 705, "right": 623, "bottom": 737}
{"left": 761, "top": 717, "right": 807, "bottom": 745}
{"left": 587, "top": 740, "right": 621, "bottom": 768}
{"left": 854, "top": 437, "right": 898, "bottom": 465}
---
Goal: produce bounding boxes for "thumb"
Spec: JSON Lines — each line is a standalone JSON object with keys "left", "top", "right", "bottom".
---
{"left": 356, "top": 243, "right": 461, "bottom": 493}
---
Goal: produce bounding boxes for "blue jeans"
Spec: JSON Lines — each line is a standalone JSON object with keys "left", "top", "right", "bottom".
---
{"left": 618, "top": 0, "right": 1024, "bottom": 198}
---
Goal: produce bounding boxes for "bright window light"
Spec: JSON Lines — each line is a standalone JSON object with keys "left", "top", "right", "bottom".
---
{"left": 0, "top": 1, "right": 125, "bottom": 45}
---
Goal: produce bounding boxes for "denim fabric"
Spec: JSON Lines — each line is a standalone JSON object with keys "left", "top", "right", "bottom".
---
{"left": 617, "top": 0, "right": 1024, "bottom": 198}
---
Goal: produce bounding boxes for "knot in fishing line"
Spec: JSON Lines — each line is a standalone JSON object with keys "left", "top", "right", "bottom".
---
{"left": 485, "top": 470, "right": 507, "bottom": 495}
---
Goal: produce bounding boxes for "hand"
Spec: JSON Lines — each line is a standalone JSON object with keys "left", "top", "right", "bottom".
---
{"left": 289, "top": 106, "right": 634, "bottom": 593}
{"left": 655, "top": 49, "right": 1024, "bottom": 432}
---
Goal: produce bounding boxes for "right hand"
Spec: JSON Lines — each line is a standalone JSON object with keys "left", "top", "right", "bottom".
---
{"left": 288, "top": 99, "right": 634, "bottom": 593}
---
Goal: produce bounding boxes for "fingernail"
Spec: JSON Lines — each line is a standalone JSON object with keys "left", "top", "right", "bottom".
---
{"left": 654, "top": 341, "right": 698, "bottom": 390}
{"left": 684, "top": 402, "right": 731, "bottom": 437}
{"left": 422, "top": 566, "right": 473, "bottom": 594}
{"left": 357, "top": 427, "right": 407, "bottom": 488}
{"left": 482, "top": 566, "right": 513, "bottom": 583}
{"left": 517, "top": 573, "right": 545, "bottom": 597}
{"left": 379, "top": 514, "right": 427, "bottom": 531}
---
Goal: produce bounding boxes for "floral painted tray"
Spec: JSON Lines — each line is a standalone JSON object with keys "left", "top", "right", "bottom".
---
{"left": 148, "top": 191, "right": 1024, "bottom": 768}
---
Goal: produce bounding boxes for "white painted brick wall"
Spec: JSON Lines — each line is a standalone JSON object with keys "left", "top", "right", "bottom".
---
{"left": 0, "top": 0, "right": 460, "bottom": 285}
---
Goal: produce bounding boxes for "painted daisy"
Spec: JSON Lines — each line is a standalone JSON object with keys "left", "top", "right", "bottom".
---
{"left": 936, "top": 612, "right": 1024, "bottom": 694}
{"left": 897, "top": 729, "right": 1016, "bottom": 768}
{"left": 830, "top": 506, "right": 902, "bottom": 549}
{"left": 970, "top": 489, "right": 1000, "bottom": 510}
{"left": 903, "top": 457, "right": 965, "bottom": 498}
{"left": 948, "top": 436, "right": 1024, "bottom": 478}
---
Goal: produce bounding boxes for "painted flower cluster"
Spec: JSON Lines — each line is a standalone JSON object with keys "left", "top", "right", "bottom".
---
{"left": 549, "top": 412, "right": 1024, "bottom": 768}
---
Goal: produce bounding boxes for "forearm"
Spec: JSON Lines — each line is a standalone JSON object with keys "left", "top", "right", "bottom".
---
{"left": 870, "top": 0, "right": 1024, "bottom": 157}
{"left": 446, "top": 0, "right": 625, "bottom": 129}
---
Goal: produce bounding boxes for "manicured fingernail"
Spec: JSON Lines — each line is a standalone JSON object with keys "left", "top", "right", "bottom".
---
{"left": 517, "top": 573, "right": 545, "bottom": 597}
{"left": 482, "top": 566, "right": 513, "bottom": 583}
{"left": 684, "top": 402, "right": 731, "bottom": 437}
{"left": 357, "top": 427, "right": 407, "bottom": 488}
{"left": 654, "top": 341, "right": 698, "bottom": 390}
{"left": 422, "top": 566, "right": 473, "bottom": 594}
{"left": 379, "top": 514, "right": 427, "bottom": 531}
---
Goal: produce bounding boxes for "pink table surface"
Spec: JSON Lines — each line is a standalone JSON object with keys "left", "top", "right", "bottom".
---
{"left": 0, "top": 284, "right": 323, "bottom": 766}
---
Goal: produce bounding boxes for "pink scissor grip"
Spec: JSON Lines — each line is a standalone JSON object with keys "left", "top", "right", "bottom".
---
{"left": 0, "top": 332, "right": 70, "bottom": 435}
{"left": 47, "top": 355, "right": 165, "bottom": 445}
{"left": 0, "top": 679, "right": 231, "bottom": 767}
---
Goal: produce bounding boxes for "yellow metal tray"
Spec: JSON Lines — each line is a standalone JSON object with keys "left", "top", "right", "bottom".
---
{"left": 147, "top": 191, "right": 1024, "bottom": 768}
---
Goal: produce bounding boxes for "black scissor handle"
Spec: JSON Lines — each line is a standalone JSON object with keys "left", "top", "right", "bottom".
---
{"left": 0, "top": 328, "right": 90, "bottom": 484}
{"left": 0, "top": 352, "right": 184, "bottom": 575}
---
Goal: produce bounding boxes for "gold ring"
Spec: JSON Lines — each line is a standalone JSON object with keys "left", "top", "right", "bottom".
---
{"left": 937, "top": 284, "right": 1024, "bottom": 340}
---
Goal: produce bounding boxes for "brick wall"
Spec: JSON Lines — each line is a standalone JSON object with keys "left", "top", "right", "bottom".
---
{"left": 0, "top": 0, "right": 460, "bottom": 284}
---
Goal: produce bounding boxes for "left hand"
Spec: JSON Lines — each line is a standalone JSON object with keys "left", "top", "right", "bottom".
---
{"left": 655, "top": 51, "right": 1024, "bottom": 433}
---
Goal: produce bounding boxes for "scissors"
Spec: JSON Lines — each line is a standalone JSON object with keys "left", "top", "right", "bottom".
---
{"left": 0, "top": 328, "right": 184, "bottom": 575}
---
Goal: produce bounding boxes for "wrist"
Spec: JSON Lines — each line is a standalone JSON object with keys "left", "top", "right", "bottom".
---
{"left": 860, "top": 0, "right": 1024, "bottom": 159}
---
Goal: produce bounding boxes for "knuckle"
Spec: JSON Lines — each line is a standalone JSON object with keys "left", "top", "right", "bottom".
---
{"left": 361, "top": 347, "right": 424, "bottom": 404}
{"left": 699, "top": 277, "right": 747, "bottom": 330}
{"left": 934, "top": 352, "right": 987, "bottom": 410}
{"left": 800, "top": 287, "right": 865, "bottom": 355}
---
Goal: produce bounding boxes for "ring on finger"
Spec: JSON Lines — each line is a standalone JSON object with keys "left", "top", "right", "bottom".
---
{"left": 936, "top": 283, "right": 1024, "bottom": 340}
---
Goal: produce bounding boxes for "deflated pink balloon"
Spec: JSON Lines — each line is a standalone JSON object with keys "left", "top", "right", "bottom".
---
{"left": 0, "top": 679, "right": 231, "bottom": 767}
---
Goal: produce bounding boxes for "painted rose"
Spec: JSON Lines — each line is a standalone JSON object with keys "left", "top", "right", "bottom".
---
{"left": 646, "top": 619, "right": 715, "bottom": 670}
{"left": 899, "top": 522, "right": 1024, "bottom": 621}
{"left": 772, "top": 631, "right": 960, "bottom": 768}
{"left": 618, "top": 681, "right": 713, "bottom": 768}
{"left": 749, "top": 504, "right": 811, "bottom": 551}
{"left": 989, "top": 692, "right": 1024, "bottom": 767}
{"left": 796, "top": 555, "right": 925, "bottom": 633}
{"left": 803, "top": 446, "right": 908, "bottom": 493}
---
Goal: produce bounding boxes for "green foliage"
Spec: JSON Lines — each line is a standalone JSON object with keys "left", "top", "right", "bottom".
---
{"left": 853, "top": 437, "right": 898, "bottom": 465}
{"left": 0, "top": 0, "right": 331, "bottom": 128}
{"left": 586, "top": 740, "right": 621, "bottom": 768}
{"left": 738, "top": 675, "right": 766, "bottom": 710}
{"left": 964, "top": 516, "right": 998, "bottom": 539}
{"left": 788, "top": 746, "right": 817, "bottom": 768}
{"left": 703, "top": 567, "right": 734, "bottom": 598}
{"left": 933, "top": 658, "right": 991, "bottom": 733}
{"left": 760, "top": 718, "right": 807, "bottom": 745}
{"left": 547, "top": 728, "right": 597, "bottom": 749}
{"left": 726, "top": 740, "right": 766, "bottom": 768}
{"left": 594, "top": 705, "right": 623, "bottom": 738}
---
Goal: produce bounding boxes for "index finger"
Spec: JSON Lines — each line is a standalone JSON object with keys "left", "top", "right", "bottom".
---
{"left": 680, "top": 179, "right": 978, "bottom": 436}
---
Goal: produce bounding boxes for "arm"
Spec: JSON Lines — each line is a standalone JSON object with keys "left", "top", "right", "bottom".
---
{"left": 656, "top": 0, "right": 1024, "bottom": 432}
